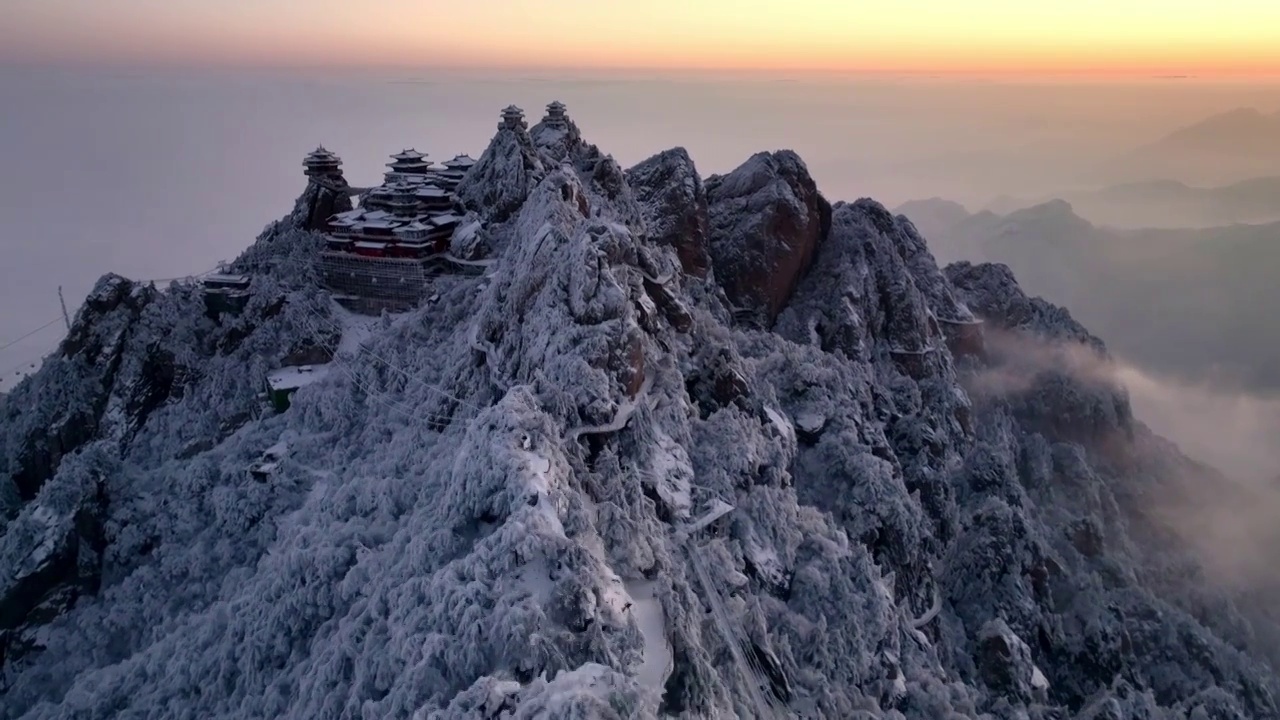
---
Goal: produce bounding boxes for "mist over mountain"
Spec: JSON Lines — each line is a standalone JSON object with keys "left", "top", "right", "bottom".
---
{"left": 3, "top": 103, "right": 1280, "bottom": 718}
{"left": 1095, "top": 107, "right": 1280, "bottom": 187}
{"left": 982, "top": 175, "right": 1280, "bottom": 229}
{"left": 898, "top": 198, "right": 1280, "bottom": 399}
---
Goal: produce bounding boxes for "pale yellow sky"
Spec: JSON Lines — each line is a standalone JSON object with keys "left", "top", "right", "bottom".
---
{"left": 6, "top": 0, "right": 1280, "bottom": 75}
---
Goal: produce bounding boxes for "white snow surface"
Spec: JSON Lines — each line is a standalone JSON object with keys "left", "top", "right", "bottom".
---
{"left": 623, "top": 579, "right": 673, "bottom": 697}
{"left": 648, "top": 425, "right": 693, "bottom": 519}
{"left": 266, "top": 363, "right": 331, "bottom": 391}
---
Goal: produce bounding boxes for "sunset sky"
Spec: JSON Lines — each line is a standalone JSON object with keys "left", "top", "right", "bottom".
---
{"left": 5, "top": 0, "right": 1280, "bottom": 75}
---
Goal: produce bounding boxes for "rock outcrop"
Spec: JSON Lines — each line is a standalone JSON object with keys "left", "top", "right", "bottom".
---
{"left": 627, "top": 148, "right": 712, "bottom": 277}
{"left": 449, "top": 214, "right": 490, "bottom": 261}
{"left": 705, "top": 150, "right": 832, "bottom": 324}
{"left": 457, "top": 108, "right": 546, "bottom": 223}
{"left": 976, "top": 619, "right": 1049, "bottom": 705}
{"left": 0, "top": 446, "right": 109, "bottom": 669}
{"left": 529, "top": 102, "right": 644, "bottom": 231}
{"left": 945, "top": 261, "right": 1104, "bottom": 351}
{"left": 1, "top": 107, "right": 1277, "bottom": 720}
{"left": 1, "top": 275, "right": 158, "bottom": 503}
{"left": 295, "top": 178, "right": 354, "bottom": 233}
{"left": 529, "top": 103, "right": 585, "bottom": 166}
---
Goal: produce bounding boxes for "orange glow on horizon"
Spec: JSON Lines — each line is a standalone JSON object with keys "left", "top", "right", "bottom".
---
{"left": 5, "top": 0, "right": 1280, "bottom": 79}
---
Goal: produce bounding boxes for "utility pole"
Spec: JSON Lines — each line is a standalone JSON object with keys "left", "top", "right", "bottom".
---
{"left": 57, "top": 287, "right": 71, "bottom": 330}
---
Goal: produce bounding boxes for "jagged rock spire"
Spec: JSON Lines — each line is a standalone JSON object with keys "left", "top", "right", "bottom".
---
{"left": 456, "top": 104, "right": 546, "bottom": 223}
{"left": 627, "top": 147, "right": 712, "bottom": 277}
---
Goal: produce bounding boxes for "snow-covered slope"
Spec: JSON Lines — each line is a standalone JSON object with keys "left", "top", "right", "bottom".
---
{"left": 1, "top": 110, "right": 1278, "bottom": 719}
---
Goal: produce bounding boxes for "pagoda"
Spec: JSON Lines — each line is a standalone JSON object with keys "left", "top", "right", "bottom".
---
{"left": 414, "top": 183, "right": 455, "bottom": 213}
{"left": 500, "top": 105, "right": 527, "bottom": 130}
{"left": 309, "top": 124, "right": 494, "bottom": 313}
{"left": 541, "top": 100, "right": 569, "bottom": 128}
{"left": 385, "top": 182, "right": 421, "bottom": 218}
{"left": 303, "top": 146, "right": 343, "bottom": 178}
{"left": 385, "top": 149, "right": 432, "bottom": 183}
{"left": 384, "top": 221, "right": 434, "bottom": 258}
{"left": 434, "top": 154, "right": 477, "bottom": 192}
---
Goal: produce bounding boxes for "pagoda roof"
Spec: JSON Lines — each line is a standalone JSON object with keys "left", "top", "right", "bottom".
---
{"left": 331, "top": 209, "right": 363, "bottom": 222}
{"left": 390, "top": 149, "right": 427, "bottom": 161}
{"left": 362, "top": 210, "right": 393, "bottom": 221}
{"left": 394, "top": 221, "right": 432, "bottom": 234}
{"left": 443, "top": 154, "right": 477, "bottom": 168}
{"left": 203, "top": 273, "right": 250, "bottom": 286}
{"left": 502, "top": 104, "right": 524, "bottom": 115}
{"left": 429, "top": 213, "right": 463, "bottom": 227}
{"left": 547, "top": 100, "right": 567, "bottom": 111}
{"left": 415, "top": 185, "right": 449, "bottom": 198}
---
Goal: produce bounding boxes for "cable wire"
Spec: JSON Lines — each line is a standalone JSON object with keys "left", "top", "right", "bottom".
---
{"left": 0, "top": 316, "right": 65, "bottom": 354}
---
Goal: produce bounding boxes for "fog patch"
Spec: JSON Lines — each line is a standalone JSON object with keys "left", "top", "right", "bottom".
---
{"left": 967, "top": 327, "right": 1280, "bottom": 593}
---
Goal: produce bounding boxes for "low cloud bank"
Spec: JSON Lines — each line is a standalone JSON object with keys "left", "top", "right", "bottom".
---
{"left": 1115, "top": 362, "right": 1280, "bottom": 488}
{"left": 969, "top": 328, "right": 1280, "bottom": 594}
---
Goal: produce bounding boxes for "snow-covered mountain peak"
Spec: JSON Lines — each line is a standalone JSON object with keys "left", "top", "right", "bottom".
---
{"left": 2, "top": 105, "right": 1278, "bottom": 719}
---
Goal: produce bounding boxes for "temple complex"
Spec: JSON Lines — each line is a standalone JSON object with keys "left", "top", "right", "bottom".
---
{"left": 311, "top": 144, "right": 471, "bottom": 313}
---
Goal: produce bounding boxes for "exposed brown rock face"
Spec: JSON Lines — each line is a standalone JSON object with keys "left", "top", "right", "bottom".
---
{"left": 704, "top": 151, "right": 832, "bottom": 324}
{"left": 774, "top": 199, "right": 963, "bottom": 384}
{"left": 298, "top": 178, "right": 354, "bottom": 233}
{"left": 627, "top": 148, "right": 712, "bottom": 278}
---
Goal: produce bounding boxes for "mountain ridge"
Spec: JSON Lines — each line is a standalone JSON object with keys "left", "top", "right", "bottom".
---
{"left": 1094, "top": 106, "right": 1280, "bottom": 187}
{"left": 896, "top": 197, "right": 1280, "bottom": 398}
{"left": 976, "top": 175, "right": 1280, "bottom": 228}
{"left": 1, "top": 106, "right": 1277, "bottom": 718}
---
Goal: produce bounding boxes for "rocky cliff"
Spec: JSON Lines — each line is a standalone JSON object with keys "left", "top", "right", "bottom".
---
{"left": 457, "top": 111, "right": 547, "bottom": 224}
{"left": 705, "top": 151, "right": 832, "bottom": 325}
{"left": 627, "top": 148, "right": 712, "bottom": 278}
{"left": 0, "top": 110, "right": 1276, "bottom": 719}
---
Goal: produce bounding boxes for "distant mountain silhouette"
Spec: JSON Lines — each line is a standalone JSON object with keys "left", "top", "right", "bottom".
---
{"left": 1095, "top": 107, "right": 1280, "bottom": 186}
{"left": 893, "top": 197, "right": 970, "bottom": 232}
{"left": 896, "top": 198, "right": 1280, "bottom": 395}
{"left": 1157, "top": 107, "right": 1280, "bottom": 153}
{"left": 974, "top": 175, "right": 1280, "bottom": 228}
